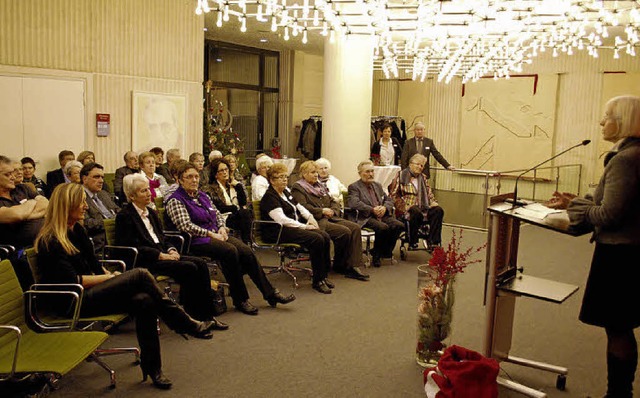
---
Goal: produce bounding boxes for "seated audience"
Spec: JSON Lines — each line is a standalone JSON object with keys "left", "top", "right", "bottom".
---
{"left": 206, "top": 150, "right": 223, "bottom": 182}
{"left": 291, "top": 161, "right": 369, "bottom": 281}
{"left": 21, "top": 157, "right": 48, "bottom": 197}
{"left": 208, "top": 150, "right": 223, "bottom": 162}
{"left": 46, "top": 149, "right": 75, "bottom": 196}
{"left": 260, "top": 163, "right": 334, "bottom": 294}
{"left": 388, "top": 154, "right": 444, "bottom": 251}
{"left": 13, "top": 160, "right": 37, "bottom": 196}
{"left": 166, "top": 161, "right": 295, "bottom": 315}
{"left": 347, "top": 160, "right": 404, "bottom": 267}
{"left": 370, "top": 122, "right": 402, "bottom": 166}
{"left": 114, "top": 151, "right": 139, "bottom": 204}
{"left": 162, "top": 159, "right": 189, "bottom": 205}
{"left": 224, "top": 154, "right": 246, "bottom": 187}
{"left": 63, "top": 160, "right": 83, "bottom": 184}
{"left": 81, "top": 163, "right": 119, "bottom": 253}
{"left": 0, "top": 155, "right": 48, "bottom": 289}
{"left": 139, "top": 151, "right": 169, "bottom": 205}
{"left": 35, "top": 183, "right": 219, "bottom": 390}
{"left": 150, "top": 147, "right": 165, "bottom": 169}
{"left": 116, "top": 174, "right": 229, "bottom": 328}
{"left": 203, "top": 158, "right": 252, "bottom": 243}
{"left": 315, "top": 157, "right": 348, "bottom": 209}
{"left": 157, "top": 148, "right": 180, "bottom": 184}
{"left": 77, "top": 150, "right": 96, "bottom": 165}
{"left": 251, "top": 155, "right": 273, "bottom": 201}
{"left": 189, "top": 152, "right": 208, "bottom": 187}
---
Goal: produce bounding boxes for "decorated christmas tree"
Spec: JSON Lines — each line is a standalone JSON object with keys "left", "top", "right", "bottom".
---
{"left": 204, "top": 81, "right": 250, "bottom": 178}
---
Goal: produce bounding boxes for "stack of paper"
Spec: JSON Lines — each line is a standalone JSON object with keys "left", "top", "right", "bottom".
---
{"left": 513, "top": 203, "right": 563, "bottom": 220}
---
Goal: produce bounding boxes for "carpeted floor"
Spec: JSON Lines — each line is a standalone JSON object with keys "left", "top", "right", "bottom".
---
{"left": 40, "top": 226, "right": 639, "bottom": 397}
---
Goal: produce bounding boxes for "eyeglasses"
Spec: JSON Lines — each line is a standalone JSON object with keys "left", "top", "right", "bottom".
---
{"left": 217, "top": 168, "right": 229, "bottom": 173}
{"left": 273, "top": 175, "right": 288, "bottom": 180}
{"left": 410, "top": 162, "right": 425, "bottom": 167}
{"left": 182, "top": 174, "right": 200, "bottom": 180}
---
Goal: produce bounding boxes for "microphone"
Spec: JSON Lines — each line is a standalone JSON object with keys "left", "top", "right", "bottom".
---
{"left": 510, "top": 139, "right": 591, "bottom": 208}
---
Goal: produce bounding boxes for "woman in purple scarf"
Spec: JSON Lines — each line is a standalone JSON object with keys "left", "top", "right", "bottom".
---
{"left": 165, "top": 161, "right": 295, "bottom": 316}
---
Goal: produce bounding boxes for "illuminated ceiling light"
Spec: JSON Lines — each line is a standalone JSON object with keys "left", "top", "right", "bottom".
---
{"left": 196, "top": 0, "right": 640, "bottom": 83}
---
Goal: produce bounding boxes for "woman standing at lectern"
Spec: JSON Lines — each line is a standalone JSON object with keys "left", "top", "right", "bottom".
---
{"left": 547, "top": 95, "right": 640, "bottom": 398}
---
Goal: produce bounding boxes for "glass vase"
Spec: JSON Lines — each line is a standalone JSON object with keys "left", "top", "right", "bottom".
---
{"left": 416, "top": 265, "right": 455, "bottom": 367}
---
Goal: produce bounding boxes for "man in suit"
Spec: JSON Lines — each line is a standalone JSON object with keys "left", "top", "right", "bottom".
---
{"left": 81, "top": 162, "right": 120, "bottom": 253}
{"left": 400, "top": 122, "right": 454, "bottom": 178}
{"left": 113, "top": 151, "right": 139, "bottom": 204}
{"left": 45, "top": 150, "right": 75, "bottom": 197}
{"left": 347, "top": 160, "right": 404, "bottom": 267}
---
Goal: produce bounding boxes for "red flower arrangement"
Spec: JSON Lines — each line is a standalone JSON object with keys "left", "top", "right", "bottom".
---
{"left": 428, "top": 229, "right": 486, "bottom": 287}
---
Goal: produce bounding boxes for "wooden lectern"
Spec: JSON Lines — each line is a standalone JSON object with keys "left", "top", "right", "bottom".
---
{"left": 483, "top": 195, "right": 586, "bottom": 398}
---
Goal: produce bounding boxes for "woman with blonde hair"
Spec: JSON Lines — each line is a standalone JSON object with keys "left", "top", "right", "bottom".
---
{"left": 35, "top": 183, "right": 218, "bottom": 389}
{"left": 547, "top": 95, "right": 640, "bottom": 397}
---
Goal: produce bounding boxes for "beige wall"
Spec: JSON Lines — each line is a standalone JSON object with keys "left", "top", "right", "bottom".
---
{"left": 371, "top": 50, "right": 640, "bottom": 195}
{"left": 290, "top": 51, "right": 323, "bottom": 158}
{"left": 0, "top": 0, "right": 204, "bottom": 174}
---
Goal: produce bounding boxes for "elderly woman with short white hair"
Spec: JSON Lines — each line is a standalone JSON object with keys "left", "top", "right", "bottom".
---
{"left": 63, "top": 160, "right": 83, "bottom": 184}
{"left": 251, "top": 155, "right": 273, "bottom": 201}
{"left": 115, "top": 173, "right": 229, "bottom": 329}
{"left": 315, "top": 157, "right": 348, "bottom": 208}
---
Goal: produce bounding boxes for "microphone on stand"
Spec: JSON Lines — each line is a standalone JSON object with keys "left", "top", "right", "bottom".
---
{"left": 509, "top": 139, "right": 591, "bottom": 208}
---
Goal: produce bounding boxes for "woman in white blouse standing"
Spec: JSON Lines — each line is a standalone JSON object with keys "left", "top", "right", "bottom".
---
{"left": 370, "top": 123, "right": 402, "bottom": 166}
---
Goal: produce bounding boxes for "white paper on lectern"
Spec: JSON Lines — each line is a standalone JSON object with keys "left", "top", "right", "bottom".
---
{"left": 513, "top": 203, "right": 563, "bottom": 220}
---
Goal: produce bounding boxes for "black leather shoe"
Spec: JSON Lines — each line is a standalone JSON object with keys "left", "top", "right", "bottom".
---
{"left": 235, "top": 301, "right": 259, "bottom": 315}
{"left": 344, "top": 267, "right": 370, "bottom": 281}
{"left": 210, "top": 317, "right": 229, "bottom": 330}
{"left": 323, "top": 278, "right": 335, "bottom": 289}
{"left": 372, "top": 256, "right": 382, "bottom": 268}
{"left": 187, "top": 321, "right": 214, "bottom": 339}
{"left": 312, "top": 281, "right": 332, "bottom": 294}
{"left": 142, "top": 369, "right": 173, "bottom": 389}
{"left": 267, "top": 290, "right": 296, "bottom": 308}
{"left": 409, "top": 243, "right": 419, "bottom": 250}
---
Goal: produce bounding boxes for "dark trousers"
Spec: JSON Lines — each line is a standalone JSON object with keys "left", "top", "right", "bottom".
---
{"left": 190, "top": 236, "right": 274, "bottom": 306}
{"left": 146, "top": 255, "right": 215, "bottom": 321}
{"left": 226, "top": 208, "right": 253, "bottom": 243}
{"left": 81, "top": 268, "right": 198, "bottom": 373}
{"left": 364, "top": 215, "right": 404, "bottom": 258}
{"left": 279, "top": 226, "right": 331, "bottom": 284}
{"left": 407, "top": 205, "right": 444, "bottom": 245}
{"left": 318, "top": 218, "right": 362, "bottom": 271}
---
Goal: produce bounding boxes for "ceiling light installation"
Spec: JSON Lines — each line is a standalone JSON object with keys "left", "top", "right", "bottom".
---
{"left": 195, "top": 0, "right": 640, "bottom": 83}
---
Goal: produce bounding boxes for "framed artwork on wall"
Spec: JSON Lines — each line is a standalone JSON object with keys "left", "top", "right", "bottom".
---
{"left": 132, "top": 91, "right": 187, "bottom": 154}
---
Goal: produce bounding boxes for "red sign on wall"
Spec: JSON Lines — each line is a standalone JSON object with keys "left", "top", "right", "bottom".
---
{"left": 96, "top": 113, "right": 110, "bottom": 137}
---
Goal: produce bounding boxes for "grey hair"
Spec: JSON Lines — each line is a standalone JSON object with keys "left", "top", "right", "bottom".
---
{"left": 605, "top": 95, "right": 640, "bottom": 139}
{"left": 208, "top": 150, "right": 223, "bottom": 161}
{"left": 63, "top": 160, "right": 82, "bottom": 176}
{"left": 166, "top": 148, "right": 181, "bottom": 161}
{"left": 122, "top": 173, "right": 149, "bottom": 202}
{"left": 315, "top": 157, "right": 331, "bottom": 170}
{"left": 255, "top": 155, "right": 273, "bottom": 170}
{"left": 415, "top": 122, "right": 425, "bottom": 129}
{"left": 357, "top": 160, "right": 374, "bottom": 173}
{"left": 409, "top": 153, "right": 427, "bottom": 164}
